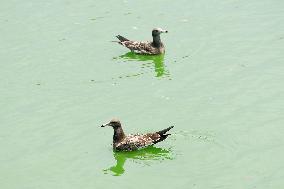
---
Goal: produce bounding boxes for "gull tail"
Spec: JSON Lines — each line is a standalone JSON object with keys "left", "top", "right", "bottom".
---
{"left": 157, "top": 126, "right": 174, "bottom": 136}
{"left": 116, "top": 35, "right": 130, "bottom": 42}
{"left": 153, "top": 126, "right": 174, "bottom": 144}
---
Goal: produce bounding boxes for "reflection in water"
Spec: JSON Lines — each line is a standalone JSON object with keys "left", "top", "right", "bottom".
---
{"left": 103, "top": 146, "right": 173, "bottom": 176}
{"left": 115, "top": 52, "right": 170, "bottom": 78}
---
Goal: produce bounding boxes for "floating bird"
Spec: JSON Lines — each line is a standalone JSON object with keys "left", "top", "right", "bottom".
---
{"left": 101, "top": 118, "right": 174, "bottom": 151}
{"left": 114, "top": 28, "right": 168, "bottom": 55}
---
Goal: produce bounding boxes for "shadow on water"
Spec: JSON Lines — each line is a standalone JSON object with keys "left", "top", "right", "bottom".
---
{"left": 103, "top": 146, "right": 173, "bottom": 176}
{"left": 114, "top": 52, "right": 171, "bottom": 78}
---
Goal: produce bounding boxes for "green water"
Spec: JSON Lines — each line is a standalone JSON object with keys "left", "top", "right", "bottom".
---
{"left": 1, "top": 0, "right": 283, "bottom": 188}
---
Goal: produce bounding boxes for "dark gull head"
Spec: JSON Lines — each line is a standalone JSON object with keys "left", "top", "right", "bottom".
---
{"left": 101, "top": 118, "right": 121, "bottom": 128}
{"left": 152, "top": 28, "right": 168, "bottom": 37}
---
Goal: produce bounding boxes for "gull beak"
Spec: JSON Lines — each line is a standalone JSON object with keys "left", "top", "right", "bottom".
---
{"left": 101, "top": 122, "right": 110, "bottom": 127}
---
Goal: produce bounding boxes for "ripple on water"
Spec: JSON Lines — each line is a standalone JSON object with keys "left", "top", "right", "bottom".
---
{"left": 172, "top": 130, "right": 216, "bottom": 142}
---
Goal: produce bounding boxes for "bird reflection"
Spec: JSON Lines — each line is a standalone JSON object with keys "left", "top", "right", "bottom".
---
{"left": 103, "top": 146, "right": 173, "bottom": 176}
{"left": 115, "top": 52, "right": 170, "bottom": 78}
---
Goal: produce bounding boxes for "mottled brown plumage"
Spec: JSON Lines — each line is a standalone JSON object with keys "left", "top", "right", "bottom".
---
{"left": 115, "top": 28, "right": 168, "bottom": 55}
{"left": 101, "top": 118, "right": 174, "bottom": 151}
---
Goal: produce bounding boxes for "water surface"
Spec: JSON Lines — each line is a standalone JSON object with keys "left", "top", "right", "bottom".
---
{"left": 0, "top": 0, "right": 283, "bottom": 189}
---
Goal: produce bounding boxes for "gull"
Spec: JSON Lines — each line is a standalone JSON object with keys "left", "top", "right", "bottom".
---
{"left": 114, "top": 28, "right": 168, "bottom": 55}
{"left": 101, "top": 118, "right": 174, "bottom": 151}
